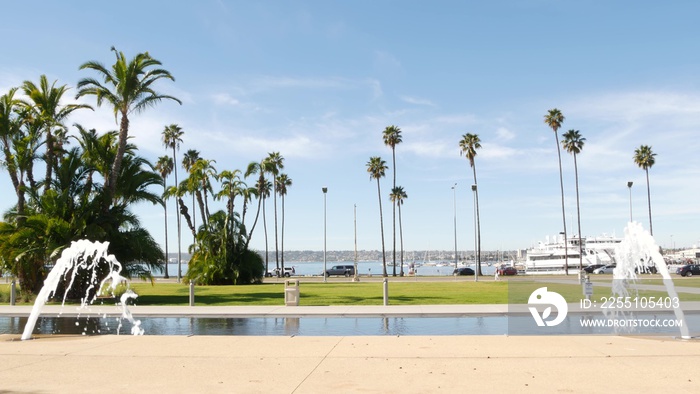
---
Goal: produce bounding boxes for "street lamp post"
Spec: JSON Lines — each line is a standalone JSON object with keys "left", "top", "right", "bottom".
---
{"left": 627, "top": 181, "right": 633, "bottom": 223}
{"left": 323, "top": 187, "right": 328, "bottom": 283}
{"left": 471, "top": 184, "right": 478, "bottom": 282}
{"left": 452, "top": 183, "right": 458, "bottom": 269}
{"left": 354, "top": 204, "right": 359, "bottom": 282}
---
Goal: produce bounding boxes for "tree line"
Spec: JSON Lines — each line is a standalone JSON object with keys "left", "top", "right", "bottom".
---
{"left": 0, "top": 48, "right": 290, "bottom": 296}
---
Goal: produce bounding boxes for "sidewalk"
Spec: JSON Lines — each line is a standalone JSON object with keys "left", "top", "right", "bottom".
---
{"left": 1, "top": 334, "right": 699, "bottom": 393}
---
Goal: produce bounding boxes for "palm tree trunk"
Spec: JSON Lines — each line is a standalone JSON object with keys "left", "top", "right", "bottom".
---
{"left": 392, "top": 148, "right": 397, "bottom": 277}
{"left": 263, "top": 197, "right": 269, "bottom": 273}
{"left": 377, "top": 178, "right": 387, "bottom": 277}
{"left": 195, "top": 190, "right": 207, "bottom": 226}
{"left": 472, "top": 165, "right": 482, "bottom": 276}
{"left": 172, "top": 145, "right": 182, "bottom": 282}
{"left": 273, "top": 178, "right": 279, "bottom": 270}
{"left": 399, "top": 203, "right": 404, "bottom": 276}
{"left": 43, "top": 130, "right": 54, "bottom": 194}
{"left": 1, "top": 143, "right": 25, "bottom": 219}
{"left": 106, "top": 112, "right": 129, "bottom": 209}
{"left": 163, "top": 186, "right": 170, "bottom": 279}
{"left": 245, "top": 194, "right": 263, "bottom": 250}
{"left": 646, "top": 169, "right": 653, "bottom": 236}
{"left": 555, "top": 133, "right": 568, "bottom": 275}
{"left": 574, "top": 154, "right": 583, "bottom": 271}
{"left": 281, "top": 194, "right": 285, "bottom": 273}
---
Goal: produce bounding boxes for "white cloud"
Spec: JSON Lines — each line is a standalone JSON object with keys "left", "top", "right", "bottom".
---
{"left": 495, "top": 127, "right": 515, "bottom": 141}
{"left": 399, "top": 95, "right": 436, "bottom": 107}
{"left": 568, "top": 91, "right": 700, "bottom": 122}
{"left": 211, "top": 92, "right": 240, "bottom": 106}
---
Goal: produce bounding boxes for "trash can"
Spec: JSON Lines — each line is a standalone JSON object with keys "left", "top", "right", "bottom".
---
{"left": 284, "top": 279, "right": 300, "bottom": 306}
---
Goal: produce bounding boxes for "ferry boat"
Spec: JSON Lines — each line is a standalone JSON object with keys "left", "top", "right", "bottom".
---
{"left": 523, "top": 234, "right": 621, "bottom": 274}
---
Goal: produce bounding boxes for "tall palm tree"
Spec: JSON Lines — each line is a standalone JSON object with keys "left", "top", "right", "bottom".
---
{"left": 76, "top": 47, "right": 181, "bottom": 208}
{"left": 0, "top": 88, "right": 27, "bottom": 218}
{"left": 155, "top": 156, "right": 174, "bottom": 278}
{"left": 562, "top": 130, "right": 586, "bottom": 272}
{"left": 390, "top": 186, "right": 407, "bottom": 276}
{"left": 22, "top": 75, "right": 92, "bottom": 193}
{"left": 634, "top": 145, "right": 656, "bottom": 235}
{"left": 182, "top": 149, "right": 201, "bottom": 235}
{"left": 259, "top": 179, "right": 272, "bottom": 273}
{"left": 162, "top": 124, "right": 184, "bottom": 282}
{"left": 459, "top": 133, "right": 483, "bottom": 276}
{"left": 276, "top": 173, "right": 292, "bottom": 274}
{"left": 265, "top": 152, "right": 284, "bottom": 270}
{"left": 187, "top": 158, "right": 217, "bottom": 228}
{"left": 367, "top": 156, "right": 388, "bottom": 277}
{"left": 244, "top": 160, "right": 269, "bottom": 250}
{"left": 382, "top": 125, "right": 402, "bottom": 276}
{"left": 544, "top": 108, "right": 568, "bottom": 275}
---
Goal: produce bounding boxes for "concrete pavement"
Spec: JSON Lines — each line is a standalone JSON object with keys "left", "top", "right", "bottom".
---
{"left": 1, "top": 334, "right": 699, "bottom": 393}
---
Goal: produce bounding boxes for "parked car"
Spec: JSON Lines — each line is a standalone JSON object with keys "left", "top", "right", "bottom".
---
{"left": 498, "top": 266, "right": 518, "bottom": 276}
{"left": 593, "top": 264, "right": 615, "bottom": 274}
{"left": 265, "top": 267, "right": 295, "bottom": 277}
{"left": 453, "top": 267, "right": 475, "bottom": 276}
{"left": 325, "top": 265, "right": 355, "bottom": 277}
{"left": 677, "top": 264, "right": 700, "bottom": 277}
{"left": 583, "top": 264, "right": 605, "bottom": 274}
{"left": 635, "top": 265, "right": 657, "bottom": 274}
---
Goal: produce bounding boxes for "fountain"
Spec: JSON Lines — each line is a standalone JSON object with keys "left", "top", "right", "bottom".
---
{"left": 21, "top": 239, "right": 143, "bottom": 340}
{"left": 609, "top": 221, "right": 691, "bottom": 339}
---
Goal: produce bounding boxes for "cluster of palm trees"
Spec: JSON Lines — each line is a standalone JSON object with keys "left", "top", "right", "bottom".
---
{"left": 366, "top": 125, "right": 407, "bottom": 277}
{"left": 154, "top": 134, "right": 292, "bottom": 284}
{"left": 0, "top": 47, "right": 176, "bottom": 295}
{"left": 544, "top": 108, "right": 657, "bottom": 273}
{"left": 0, "top": 47, "right": 293, "bottom": 293}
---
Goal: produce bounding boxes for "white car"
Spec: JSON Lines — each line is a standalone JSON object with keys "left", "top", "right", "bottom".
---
{"left": 265, "top": 267, "right": 295, "bottom": 277}
{"left": 593, "top": 265, "right": 615, "bottom": 274}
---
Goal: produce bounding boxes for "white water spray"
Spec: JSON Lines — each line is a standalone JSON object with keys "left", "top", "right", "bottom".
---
{"left": 610, "top": 222, "right": 690, "bottom": 339}
{"left": 21, "top": 239, "right": 143, "bottom": 340}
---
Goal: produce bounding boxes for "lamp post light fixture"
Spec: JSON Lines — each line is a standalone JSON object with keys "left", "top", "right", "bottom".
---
{"left": 452, "top": 183, "right": 458, "bottom": 269}
{"left": 471, "top": 184, "right": 478, "bottom": 282}
{"left": 354, "top": 204, "right": 359, "bottom": 282}
{"left": 322, "top": 187, "right": 328, "bottom": 283}
{"left": 627, "top": 181, "right": 633, "bottom": 223}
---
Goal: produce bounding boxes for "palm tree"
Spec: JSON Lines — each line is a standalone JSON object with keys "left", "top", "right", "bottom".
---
{"left": 244, "top": 160, "right": 269, "bottom": 251}
{"left": 259, "top": 179, "right": 272, "bottom": 273}
{"left": 22, "top": 75, "right": 92, "bottom": 193}
{"left": 459, "top": 133, "right": 483, "bottom": 276}
{"left": 276, "top": 173, "right": 292, "bottom": 274}
{"left": 162, "top": 124, "right": 184, "bottom": 282}
{"left": 562, "top": 130, "right": 586, "bottom": 272}
{"left": 0, "top": 88, "right": 27, "bottom": 218}
{"left": 367, "top": 156, "right": 388, "bottom": 277}
{"left": 76, "top": 47, "right": 181, "bottom": 208}
{"left": 634, "top": 145, "right": 656, "bottom": 235}
{"left": 382, "top": 125, "right": 402, "bottom": 276}
{"left": 544, "top": 108, "right": 568, "bottom": 275}
{"left": 187, "top": 158, "right": 217, "bottom": 228}
{"left": 182, "top": 149, "right": 201, "bottom": 235}
{"left": 155, "top": 156, "right": 174, "bottom": 278}
{"left": 390, "top": 186, "right": 407, "bottom": 276}
{"left": 265, "top": 152, "right": 284, "bottom": 271}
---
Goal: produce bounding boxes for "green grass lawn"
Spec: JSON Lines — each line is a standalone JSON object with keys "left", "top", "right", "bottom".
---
{"left": 3, "top": 277, "right": 700, "bottom": 306}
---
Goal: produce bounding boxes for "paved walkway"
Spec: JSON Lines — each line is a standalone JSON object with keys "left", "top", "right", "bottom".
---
{"left": 1, "top": 334, "right": 699, "bottom": 393}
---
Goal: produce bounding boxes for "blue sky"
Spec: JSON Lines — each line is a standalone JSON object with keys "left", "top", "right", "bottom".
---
{"left": 1, "top": 1, "right": 700, "bottom": 253}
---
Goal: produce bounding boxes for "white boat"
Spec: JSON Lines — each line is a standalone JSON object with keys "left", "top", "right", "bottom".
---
{"left": 524, "top": 234, "right": 621, "bottom": 274}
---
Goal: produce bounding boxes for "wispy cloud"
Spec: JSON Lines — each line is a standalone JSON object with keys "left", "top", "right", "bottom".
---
{"left": 399, "top": 95, "right": 437, "bottom": 107}
{"left": 211, "top": 92, "right": 240, "bottom": 106}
